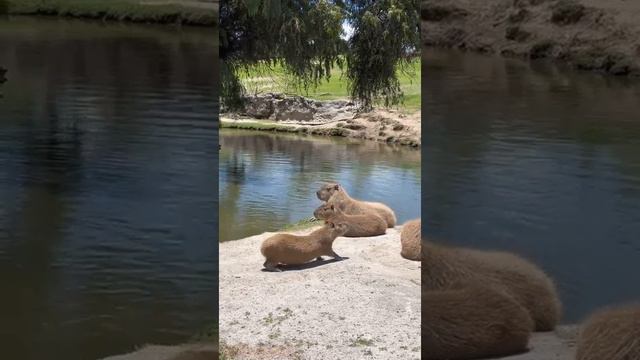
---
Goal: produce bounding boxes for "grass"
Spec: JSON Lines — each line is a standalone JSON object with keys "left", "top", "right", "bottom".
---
{"left": 240, "top": 59, "right": 421, "bottom": 112}
{"left": 279, "top": 216, "right": 322, "bottom": 232}
{"left": 220, "top": 120, "right": 298, "bottom": 133}
{"left": 6, "top": 0, "right": 218, "bottom": 26}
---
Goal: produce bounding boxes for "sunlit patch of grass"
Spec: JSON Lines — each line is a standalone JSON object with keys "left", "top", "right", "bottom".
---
{"left": 239, "top": 59, "right": 421, "bottom": 111}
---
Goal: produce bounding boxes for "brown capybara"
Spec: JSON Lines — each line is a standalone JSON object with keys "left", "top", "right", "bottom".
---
{"left": 260, "top": 221, "right": 349, "bottom": 272}
{"left": 423, "top": 282, "right": 533, "bottom": 360}
{"left": 422, "top": 240, "right": 561, "bottom": 331}
{"left": 400, "top": 218, "right": 421, "bottom": 261}
{"left": 316, "top": 182, "right": 396, "bottom": 228}
{"left": 313, "top": 203, "right": 386, "bottom": 237}
{"left": 576, "top": 304, "right": 640, "bottom": 360}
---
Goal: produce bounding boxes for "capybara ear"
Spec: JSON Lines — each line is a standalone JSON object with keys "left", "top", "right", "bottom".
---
{"left": 334, "top": 184, "right": 339, "bottom": 190}
{"left": 330, "top": 204, "right": 334, "bottom": 210}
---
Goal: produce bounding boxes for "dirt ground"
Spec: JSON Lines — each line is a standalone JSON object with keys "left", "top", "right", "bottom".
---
{"left": 219, "top": 226, "right": 421, "bottom": 360}
{"left": 422, "top": 0, "right": 640, "bottom": 76}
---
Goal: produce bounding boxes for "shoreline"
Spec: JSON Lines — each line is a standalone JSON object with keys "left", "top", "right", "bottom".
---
{"left": 422, "top": 0, "right": 640, "bottom": 77}
{"left": 221, "top": 94, "right": 421, "bottom": 147}
{"left": 219, "top": 226, "right": 421, "bottom": 360}
{"left": 4, "top": 0, "right": 218, "bottom": 26}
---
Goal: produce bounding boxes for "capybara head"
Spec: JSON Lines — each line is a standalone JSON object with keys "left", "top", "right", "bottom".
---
{"left": 316, "top": 182, "right": 341, "bottom": 201}
{"left": 325, "top": 220, "right": 349, "bottom": 236}
{"left": 313, "top": 203, "right": 339, "bottom": 220}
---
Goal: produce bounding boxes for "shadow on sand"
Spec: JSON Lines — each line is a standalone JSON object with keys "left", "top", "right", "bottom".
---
{"left": 261, "top": 257, "right": 350, "bottom": 272}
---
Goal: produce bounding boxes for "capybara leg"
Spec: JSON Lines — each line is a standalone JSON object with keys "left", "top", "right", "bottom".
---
{"left": 316, "top": 257, "right": 324, "bottom": 261}
{"left": 263, "top": 261, "right": 282, "bottom": 272}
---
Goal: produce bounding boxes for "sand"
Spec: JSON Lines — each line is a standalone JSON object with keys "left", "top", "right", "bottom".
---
{"left": 219, "top": 226, "right": 421, "bottom": 360}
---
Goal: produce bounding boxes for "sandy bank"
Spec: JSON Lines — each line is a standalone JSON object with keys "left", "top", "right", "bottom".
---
{"left": 221, "top": 94, "right": 421, "bottom": 147}
{"left": 422, "top": 0, "right": 640, "bottom": 76}
{"left": 219, "top": 227, "right": 421, "bottom": 360}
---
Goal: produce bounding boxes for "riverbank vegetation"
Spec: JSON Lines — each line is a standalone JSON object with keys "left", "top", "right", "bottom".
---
{"left": 240, "top": 58, "right": 421, "bottom": 111}
{"left": 4, "top": 0, "right": 217, "bottom": 26}
{"left": 221, "top": 0, "right": 420, "bottom": 111}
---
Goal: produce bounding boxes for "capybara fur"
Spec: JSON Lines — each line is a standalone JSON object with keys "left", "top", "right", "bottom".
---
{"left": 576, "top": 304, "right": 640, "bottom": 360}
{"left": 316, "top": 182, "right": 396, "bottom": 227}
{"left": 313, "top": 203, "right": 386, "bottom": 237}
{"left": 260, "top": 221, "right": 348, "bottom": 272}
{"left": 423, "top": 283, "right": 533, "bottom": 360}
{"left": 400, "top": 218, "right": 421, "bottom": 261}
{"left": 422, "top": 240, "right": 561, "bottom": 331}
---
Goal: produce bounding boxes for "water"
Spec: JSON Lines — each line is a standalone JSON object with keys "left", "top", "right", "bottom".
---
{"left": 219, "top": 130, "right": 421, "bottom": 242}
{"left": 0, "top": 18, "right": 217, "bottom": 359}
{"left": 423, "top": 49, "right": 640, "bottom": 323}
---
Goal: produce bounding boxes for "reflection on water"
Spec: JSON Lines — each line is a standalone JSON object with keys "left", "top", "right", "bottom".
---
{"left": 219, "top": 130, "right": 421, "bottom": 242}
{"left": 0, "top": 18, "right": 217, "bottom": 360}
{"left": 423, "top": 49, "right": 640, "bottom": 323}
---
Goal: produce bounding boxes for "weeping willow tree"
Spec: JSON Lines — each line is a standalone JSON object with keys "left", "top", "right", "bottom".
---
{"left": 220, "top": 0, "right": 419, "bottom": 111}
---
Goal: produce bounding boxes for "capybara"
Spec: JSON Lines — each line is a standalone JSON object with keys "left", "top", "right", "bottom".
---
{"left": 400, "top": 218, "right": 421, "bottom": 261}
{"left": 316, "top": 182, "right": 396, "bottom": 227}
{"left": 576, "top": 304, "right": 640, "bottom": 360}
{"left": 260, "top": 221, "right": 349, "bottom": 272}
{"left": 422, "top": 240, "right": 561, "bottom": 331}
{"left": 313, "top": 203, "right": 386, "bottom": 237}
{"left": 423, "top": 282, "right": 533, "bottom": 360}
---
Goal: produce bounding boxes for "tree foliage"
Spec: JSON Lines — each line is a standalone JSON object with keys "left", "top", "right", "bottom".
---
{"left": 220, "top": 0, "right": 419, "bottom": 111}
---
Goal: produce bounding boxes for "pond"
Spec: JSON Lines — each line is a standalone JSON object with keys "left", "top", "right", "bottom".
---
{"left": 219, "top": 129, "right": 421, "bottom": 242}
{"left": 423, "top": 49, "right": 640, "bottom": 323}
{"left": 0, "top": 17, "right": 217, "bottom": 359}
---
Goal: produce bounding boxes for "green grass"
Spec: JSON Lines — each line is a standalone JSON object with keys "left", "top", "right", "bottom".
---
{"left": 220, "top": 120, "right": 298, "bottom": 133}
{"left": 240, "top": 59, "right": 421, "bottom": 112}
{"left": 6, "top": 0, "right": 218, "bottom": 26}
{"left": 279, "top": 216, "right": 322, "bottom": 232}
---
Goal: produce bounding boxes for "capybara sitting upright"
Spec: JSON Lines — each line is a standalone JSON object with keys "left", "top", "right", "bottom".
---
{"left": 423, "top": 240, "right": 561, "bottom": 331}
{"left": 316, "top": 182, "right": 396, "bottom": 228}
{"left": 313, "top": 203, "right": 386, "bottom": 237}
{"left": 576, "top": 304, "right": 640, "bottom": 360}
{"left": 423, "top": 283, "right": 533, "bottom": 360}
{"left": 400, "top": 218, "right": 421, "bottom": 261}
{"left": 260, "top": 221, "right": 349, "bottom": 272}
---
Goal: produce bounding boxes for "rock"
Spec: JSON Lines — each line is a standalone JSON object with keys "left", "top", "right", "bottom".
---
{"left": 551, "top": 1, "right": 586, "bottom": 25}
{"left": 505, "top": 26, "right": 531, "bottom": 42}
{"left": 422, "top": 3, "right": 468, "bottom": 22}
{"left": 243, "top": 94, "right": 275, "bottom": 119}
{"left": 529, "top": 40, "right": 556, "bottom": 59}
{"left": 273, "top": 96, "right": 316, "bottom": 121}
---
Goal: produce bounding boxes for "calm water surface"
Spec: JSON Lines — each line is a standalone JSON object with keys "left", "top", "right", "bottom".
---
{"left": 219, "top": 130, "right": 421, "bottom": 242}
{"left": 423, "top": 50, "right": 640, "bottom": 323}
{"left": 0, "top": 18, "right": 217, "bottom": 359}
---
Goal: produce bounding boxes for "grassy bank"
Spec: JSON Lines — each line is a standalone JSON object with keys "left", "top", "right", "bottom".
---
{"left": 240, "top": 59, "right": 421, "bottom": 112}
{"left": 6, "top": 0, "right": 217, "bottom": 26}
